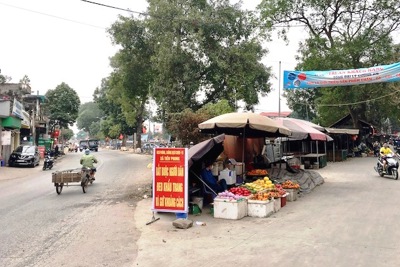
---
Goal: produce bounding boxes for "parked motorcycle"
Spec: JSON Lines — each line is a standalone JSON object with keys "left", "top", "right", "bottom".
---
{"left": 42, "top": 154, "right": 54, "bottom": 170}
{"left": 374, "top": 153, "right": 399, "bottom": 179}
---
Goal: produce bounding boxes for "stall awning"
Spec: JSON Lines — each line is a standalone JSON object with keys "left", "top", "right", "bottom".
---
{"left": 1, "top": 116, "right": 21, "bottom": 129}
{"left": 274, "top": 117, "right": 332, "bottom": 141}
{"left": 325, "top": 128, "right": 359, "bottom": 135}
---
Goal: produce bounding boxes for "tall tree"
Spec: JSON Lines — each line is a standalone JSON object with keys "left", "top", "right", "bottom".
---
{"left": 0, "top": 71, "right": 11, "bottom": 84}
{"left": 259, "top": 0, "right": 400, "bottom": 129}
{"left": 44, "top": 82, "right": 80, "bottom": 132}
{"left": 105, "top": 17, "right": 154, "bottom": 146}
{"left": 76, "top": 102, "right": 104, "bottom": 136}
{"left": 147, "top": 0, "right": 272, "bottom": 114}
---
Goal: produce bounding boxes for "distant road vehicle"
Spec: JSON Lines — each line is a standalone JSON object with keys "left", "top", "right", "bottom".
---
{"left": 88, "top": 139, "right": 99, "bottom": 152}
{"left": 79, "top": 140, "right": 88, "bottom": 152}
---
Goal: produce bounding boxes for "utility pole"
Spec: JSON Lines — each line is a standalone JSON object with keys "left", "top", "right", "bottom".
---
{"left": 278, "top": 61, "right": 281, "bottom": 117}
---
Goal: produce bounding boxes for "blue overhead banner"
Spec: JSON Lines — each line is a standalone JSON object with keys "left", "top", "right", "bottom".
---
{"left": 283, "top": 62, "right": 400, "bottom": 89}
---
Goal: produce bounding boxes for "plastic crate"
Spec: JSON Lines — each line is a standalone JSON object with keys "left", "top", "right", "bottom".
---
{"left": 247, "top": 199, "right": 274, "bottom": 218}
{"left": 213, "top": 198, "right": 247, "bottom": 220}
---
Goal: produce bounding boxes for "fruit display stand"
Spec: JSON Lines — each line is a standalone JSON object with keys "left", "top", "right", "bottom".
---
{"left": 286, "top": 189, "right": 299, "bottom": 202}
{"left": 213, "top": 198, "right": 248, "bottom": 220}
{"left": 273, "top": 197, "right": 281, "bottom": 212}
{"left": 247, "top": 199, "right": 274, "bottom": 218}
{"left": 281, "top": 180, "right": 301, "bottom": 202}
{"left": 246, "top": 169, "right": 268, "bottom": 181}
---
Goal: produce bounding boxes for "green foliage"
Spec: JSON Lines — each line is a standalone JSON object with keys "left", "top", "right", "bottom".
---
{"left": 166, "top": 108, "right": 210, "bottom": 146}
{"left": 147, "top": 0, "right": 272, "bottom": 113}
{"left": 197, "top": 99, "right": 234, "bottom": 118}
{"left": 100, "top": 17, "right": 154, "bottom": 146}
{"left": 89, "top": 121, "right": 102, "bottom": 139}
{"left": 60, "top": 128, "right": 74, "bottom": 142}
{"left": 44, "top": 82, "right": 80, "bottom": 131}
{"left": 76, "top": 130, "right": 88, "bottom": 140}
{"left": 77, "top": 102, "right": 104, "bottom": 135}
{"left": 165, "top": 100, "right": 233, "bottom": 145}
{"left": 259, "top": 0, "right": 400, "bottom": 129}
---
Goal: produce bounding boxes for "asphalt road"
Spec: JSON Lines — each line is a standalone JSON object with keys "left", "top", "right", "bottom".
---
{"left": 133, "top": 156, "right": 400, "bottom": 267}
{"left": 0, "top": 149, "right": 153, "bottom": 267}
{"left": 3, "top": 153, "right": 400, "bottom": 267}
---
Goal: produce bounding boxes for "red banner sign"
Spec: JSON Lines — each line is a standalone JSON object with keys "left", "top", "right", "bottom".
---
{"left": 152, "top": 147, "right": 188, "bottom": 213}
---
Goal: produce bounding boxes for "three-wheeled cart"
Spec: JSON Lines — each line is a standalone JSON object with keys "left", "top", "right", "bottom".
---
{"left": 52, "top": 168, "right": 93, "bottom": 194}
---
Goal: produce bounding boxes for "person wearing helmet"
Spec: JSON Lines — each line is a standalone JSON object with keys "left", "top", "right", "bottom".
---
{"left": 80, "top": 149, "right": 98, "bottom": 179}
{"left": 380, "top": 143, "right": 393, "bottom": 172}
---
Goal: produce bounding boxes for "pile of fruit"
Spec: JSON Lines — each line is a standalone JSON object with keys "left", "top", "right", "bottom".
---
{"left": 216, "top": 191, "right": 246, "bottom": 201}
{"left": 281, "top": 180, "right": 300, "bottom": 189}
{"left": 247, "top": 169, "right": 268, "bottom": 176}
{"left": 228, "top": 187, "right": 251, "bottom": 197}
{"left": 243, "top": 176, "right": 274, "bottom": 192}
{"left": 274, "top": 184, "right": 287, "bottom": 196}
{"left": 249, "top": 192, "right": 271, "bottom": 201}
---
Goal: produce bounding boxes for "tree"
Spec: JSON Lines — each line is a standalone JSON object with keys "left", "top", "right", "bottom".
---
{"left": 165, "top": 100, "right": 234, "bottom": 146}
{"left": 76, "top": 102, "right": 104, "bottom": 137}
{"left": 103, "top": 17, "right": 155, "bottom": 147}
{"left": 60, "top": 128, "right": 74, "bottom": 143}
{"left": 259, "top": 0, "right": 400, "bottom": 128}
{"left": 0, "top": 69, "right": 11, "bottom": 84}
{"left": 44, "top": 82, "right": 81, "bottom": 132}
{"left": 147, "top": 0, "right": 273, "bottom": 114}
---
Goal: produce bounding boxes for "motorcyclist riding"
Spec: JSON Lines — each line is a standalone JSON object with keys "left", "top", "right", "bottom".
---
{"left": 80, "top": 149, "right": 98, "bottom": 180}
{"left": 380, "top": 143, "right": 393, "bottom": 173}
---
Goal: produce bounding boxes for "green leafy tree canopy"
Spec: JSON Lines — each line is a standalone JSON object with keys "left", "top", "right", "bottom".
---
{"left": 259, "top": 0, "right": 400, "bottom": 128}
{"left": 44, "top": 82, "right": 81, "bottom": 131}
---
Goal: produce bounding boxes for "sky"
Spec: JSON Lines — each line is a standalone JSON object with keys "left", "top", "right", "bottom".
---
{"left": 0, "top": 0, "right": 304, "bottom": 113}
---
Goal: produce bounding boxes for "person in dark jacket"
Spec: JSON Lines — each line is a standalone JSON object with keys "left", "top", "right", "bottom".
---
{"left": 200, "top": 160, "right": 227, "bottom": 193}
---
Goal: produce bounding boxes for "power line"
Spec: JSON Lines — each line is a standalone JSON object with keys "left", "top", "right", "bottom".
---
{"left": 291, "top": 88, "right": 400, "bottom": 107}
{"left": 81, "top": 0, "right": 146, "bottom": 16}
{"left": 81, "top": 0, "right": 308, "bottom": 28}
{"left": 317, "top": 89, "right": 400, "bottom": 107}
{"left": 0, "top": 1, "right": 105, "bottom": 29}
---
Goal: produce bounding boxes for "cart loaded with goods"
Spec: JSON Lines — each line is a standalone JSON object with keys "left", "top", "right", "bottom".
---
{"left": 52, "top": 168, "right": 94, "bottom": 194}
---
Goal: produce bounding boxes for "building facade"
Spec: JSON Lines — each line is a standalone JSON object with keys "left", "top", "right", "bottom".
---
{"left": 0, "top": 83, "right": 47, "bottom": 165}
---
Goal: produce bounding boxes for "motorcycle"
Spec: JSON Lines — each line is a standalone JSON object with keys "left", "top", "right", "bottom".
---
{"left": 42, "top": 154, "right": 54, "bottom": 170}
{"left": 374, "top": 153, "right": 399, "bottom": 179}
{"left": 80, "top": 167, "right": 96, "bottom": 193}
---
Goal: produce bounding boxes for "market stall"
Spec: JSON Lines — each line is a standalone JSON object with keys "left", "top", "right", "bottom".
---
{"left": 198, "top": 112, "right": 291, "bottom": 164}
{"left": 325, "top": 127, "right": 360, "bottom": 162}
{"left": 186, "top": 134, "right": 325, "bottom": 221}
{"left": 273, "top": 117, "right": 333, "bottom": 169}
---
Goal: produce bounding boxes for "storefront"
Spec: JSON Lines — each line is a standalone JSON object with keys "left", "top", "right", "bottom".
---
{"left": 1, "top": 116, "right": 22, "bottom": 164}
